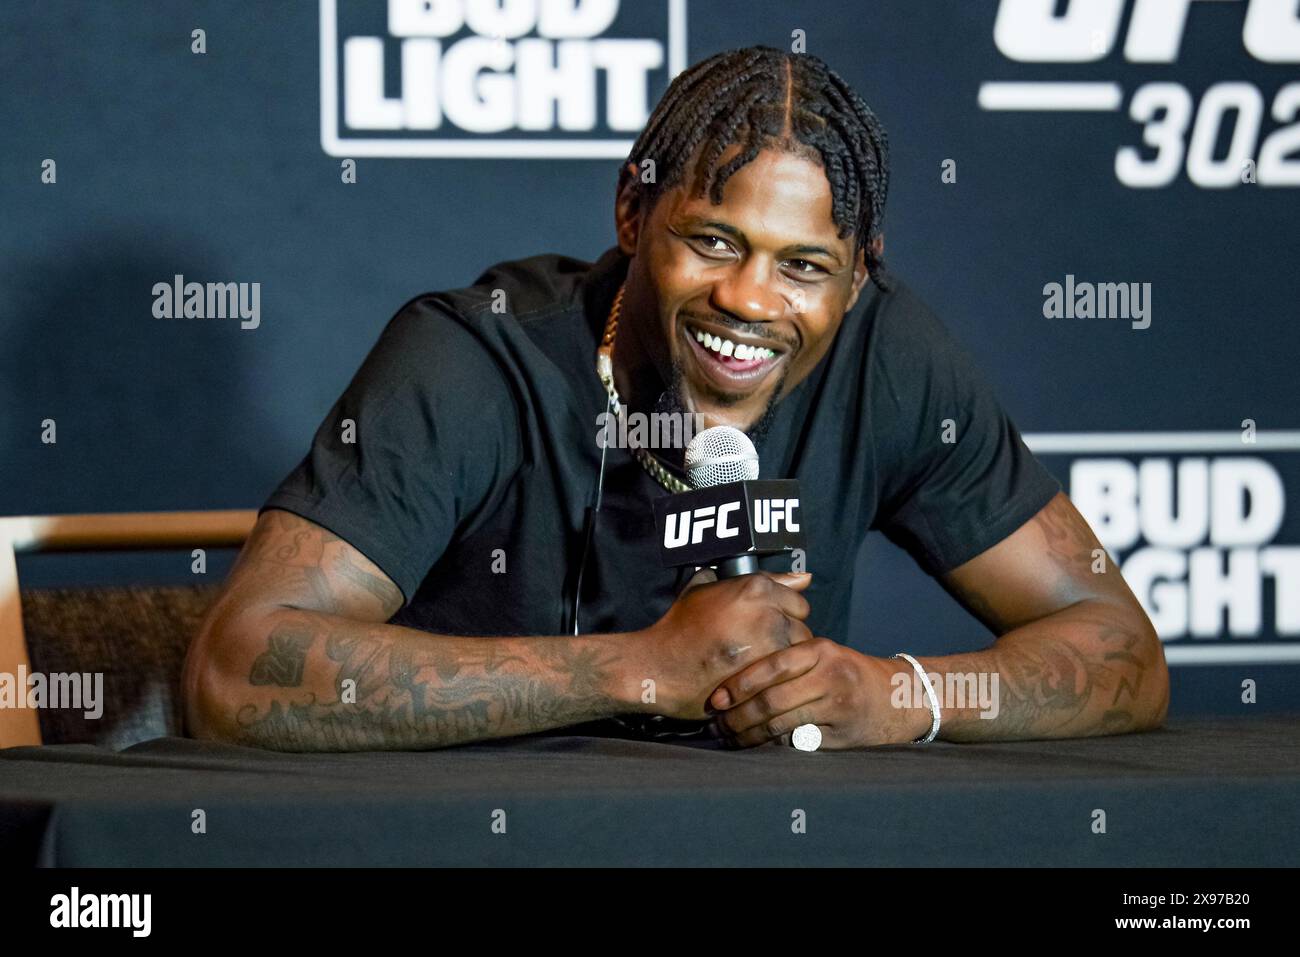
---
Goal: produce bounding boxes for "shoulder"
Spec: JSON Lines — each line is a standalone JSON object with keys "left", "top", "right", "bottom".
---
{"left": 423, "top": 250, "right": 594, "bottom": 324}
{"left": 368, "top": 250, "right": 595, "bottom": 378}
{"left": 850, "top": 272, "right": 978, "bottom": 415}
{"left": 859, "top": 274, "right": 958, "bottom": 361}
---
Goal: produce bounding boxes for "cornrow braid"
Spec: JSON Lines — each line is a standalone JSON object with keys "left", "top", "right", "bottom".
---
{"left": 622, "top": 46, "right": 891, "bottom": 289}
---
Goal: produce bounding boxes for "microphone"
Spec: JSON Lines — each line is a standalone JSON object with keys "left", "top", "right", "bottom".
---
{"left": 678, "top": 427, "right": 819, "bottom": 753}
{"left": 654, "top": 425, "right": 804, "bottom": 578}
{"left": 684, "top": 426, "right": 761, "bottom": 579}
{"left": 684, "top": 424, "right": 760, "bottom": 488}
{"left": 644, "top": 426, "right": 810, "bottom": 747}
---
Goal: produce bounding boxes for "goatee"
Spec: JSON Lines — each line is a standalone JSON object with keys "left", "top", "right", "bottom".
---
{"left": 656, "top": 359, "right": 788, "bottom": 461}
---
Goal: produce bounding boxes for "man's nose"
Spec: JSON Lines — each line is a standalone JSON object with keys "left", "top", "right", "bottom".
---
{"left": 709, "top": 257, "right": 786, "bottom": 325}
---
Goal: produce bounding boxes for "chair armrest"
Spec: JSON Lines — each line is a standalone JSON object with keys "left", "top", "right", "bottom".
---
{"left": 0, "top": 538, "right": 40, "bottom": 747}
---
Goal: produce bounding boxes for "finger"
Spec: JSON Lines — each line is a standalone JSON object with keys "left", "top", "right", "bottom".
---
{"left": 719, "top": 670, "right": 826, "bottom": 737}
{"left": 722, "top": 725, "right": 820, "bottom": 751}
{"left": 775, "top": 587, "right": 811, "bottom": 622}
{"left": 774, "top": 724, "right": 831, "bottom": 751}
{"left": 729, "top": 576, "right": 810, "bottom": 637}
{"left": 681, "top": 567, "right": 718, "bottom": 594}
{"left": 752, "top": 573, "right": 811, "bottom": 621}
{"left": 763, "top": 571, "right": 812, "bottom": 592}
{"left": 777, "top": 616, "right": 814, "bottom": 650}
{"left": 710, "top": 641, "right": 822, "bottom": 714}
{"left": 732, "top": 699, "right": 827, "bottom": 749}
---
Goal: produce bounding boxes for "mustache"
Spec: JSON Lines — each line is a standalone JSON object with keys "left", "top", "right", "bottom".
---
{"left": 679, "top": 311, "right": 797, "bottom": 353}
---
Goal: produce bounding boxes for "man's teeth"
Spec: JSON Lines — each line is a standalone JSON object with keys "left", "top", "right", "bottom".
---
{"left": 693, "top": 328, "right": 777, "bottom": 361}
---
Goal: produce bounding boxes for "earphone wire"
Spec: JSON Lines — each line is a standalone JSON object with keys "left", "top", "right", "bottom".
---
{"left": 571, "top": 392, "right": 615, "bottom": 636}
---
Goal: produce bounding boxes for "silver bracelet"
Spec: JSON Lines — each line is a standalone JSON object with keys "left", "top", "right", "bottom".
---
{"left": 891, "top": 652, "right": 941, "bottom": 743}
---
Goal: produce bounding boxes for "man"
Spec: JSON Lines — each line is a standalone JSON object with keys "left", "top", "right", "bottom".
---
{"left": 182, "top": 47, "right": 1168, "bottom": 752}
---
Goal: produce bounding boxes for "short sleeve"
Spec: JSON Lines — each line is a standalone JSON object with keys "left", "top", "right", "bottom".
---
{"left": 262, "top": 298, "right": 522, "bottom": 604}
{"left": 871, "top": 289, "right": 1060, "bottom": 576}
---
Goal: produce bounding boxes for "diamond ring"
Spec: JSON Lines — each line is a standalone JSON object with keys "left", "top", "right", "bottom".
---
{"left": 791, "top": 723, "right": 822, "bottom": 752}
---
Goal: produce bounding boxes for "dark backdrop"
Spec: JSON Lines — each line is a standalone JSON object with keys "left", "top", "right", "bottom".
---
{"left": 3, "top": 0, "right": 1297, "bottom": 715}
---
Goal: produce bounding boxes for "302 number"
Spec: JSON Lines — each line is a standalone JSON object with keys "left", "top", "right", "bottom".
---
{"left": 1117, "top": 82, "right": 1300, "bottom": 187}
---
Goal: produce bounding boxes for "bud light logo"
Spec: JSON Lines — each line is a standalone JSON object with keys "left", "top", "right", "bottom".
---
{"left": 1027, "top": 430, "right": 1300, "bottom": 665}
{"left": 1073, "top": 458, "right": 1296, "bottom": 641}
{"left": 321, "top": 0, "right": 688, "bottom": 158}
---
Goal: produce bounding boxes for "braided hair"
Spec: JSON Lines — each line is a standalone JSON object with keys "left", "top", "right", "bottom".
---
{"left": 621, "top": 46, "right": 891, "bottom": 289}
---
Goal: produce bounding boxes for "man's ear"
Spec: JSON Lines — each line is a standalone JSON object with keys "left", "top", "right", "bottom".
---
{"left": 614, "top": 161, "right": 643, "bottom": 255}
{"left": 844, "top": 235, "right": 879, "bottom": 313}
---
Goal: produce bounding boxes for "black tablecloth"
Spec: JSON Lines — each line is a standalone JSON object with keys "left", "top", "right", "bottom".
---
{"left": 2, "top": 715, "right": 1297, "bottom": 866}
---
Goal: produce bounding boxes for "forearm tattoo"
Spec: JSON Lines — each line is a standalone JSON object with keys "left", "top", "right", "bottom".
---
{"left": 235, "top": 622, "right": 623, "bottom": 751}
{"left": 938, "top": 495, "right": 1164, "bottom": 740}
{"left": 210, "top": 511, "right": 625, "bottom": 751}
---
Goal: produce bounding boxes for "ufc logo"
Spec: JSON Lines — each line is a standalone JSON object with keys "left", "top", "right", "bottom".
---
{"left": 994, "top": 0, "right": 1300, "bottom": 63}
{"left": 663, "top": 503, "right": 742, "bottom": 548}
{"left": 753, "top": 498, "right": 799, "bottom": 534}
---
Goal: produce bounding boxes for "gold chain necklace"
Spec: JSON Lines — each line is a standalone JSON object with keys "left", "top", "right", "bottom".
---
{"left": 595, "top": 282, "right": 692, "bottom": 494}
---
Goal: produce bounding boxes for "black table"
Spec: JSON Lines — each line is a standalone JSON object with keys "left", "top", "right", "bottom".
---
{"left": 2, "top": 715, "right": 1297, "bottom": 866}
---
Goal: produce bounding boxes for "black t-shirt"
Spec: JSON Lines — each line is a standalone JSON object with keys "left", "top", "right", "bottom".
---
{"left": 264, "top": 246, "right": 1060, "bottom": 647}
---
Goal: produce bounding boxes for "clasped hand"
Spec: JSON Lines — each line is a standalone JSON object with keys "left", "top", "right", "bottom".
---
{"left": 642, "top": 569, "right": 922, "bottom": 749}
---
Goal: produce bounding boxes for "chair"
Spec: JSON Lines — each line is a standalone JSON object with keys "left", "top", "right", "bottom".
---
{"left": 0, "top": 511, "right": 256, "bottom": 749}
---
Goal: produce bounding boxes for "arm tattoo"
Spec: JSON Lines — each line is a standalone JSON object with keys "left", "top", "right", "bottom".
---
{"left": 987, "top": 613, "right": 1145, "bottom": 736}
{"left": 934, "top": 495, "right": 1163, "bottom": 740}
{"left": 1035, "top": 496, "right": 1109, "bottom": 576}
{"left": 242, "top": 510, "right": 404, "bottom": 617}
{"left": 332, "top": 555, "right": 402, "bottom": 606}
{"left": 930, "top": 604, "right": 1156, "bottom": 740}
{"left": 248, "top": 623, "right": 314, "bottom": 687}
{"left": 234, "top": 614, "right": 624, "bottom": 751}
{"left": 202, "top": 510, "right": 633, "bottom": 751}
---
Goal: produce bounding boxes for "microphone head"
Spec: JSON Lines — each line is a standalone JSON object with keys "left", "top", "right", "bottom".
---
{"left": 684, "top": 425, "right": 760, "bottom": 488}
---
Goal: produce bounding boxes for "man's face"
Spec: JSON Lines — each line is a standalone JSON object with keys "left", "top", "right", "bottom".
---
{"left": 616, "top": 145, "right": 870, "bottom": 435}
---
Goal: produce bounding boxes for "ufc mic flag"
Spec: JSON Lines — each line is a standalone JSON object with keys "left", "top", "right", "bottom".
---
{"left": 653, "top": 479, "right": 805, "bottom": 569}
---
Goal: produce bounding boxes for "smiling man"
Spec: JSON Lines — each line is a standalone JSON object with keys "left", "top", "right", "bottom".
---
{"left": 183, "top": 46, "right": 1168, "bottom": 752}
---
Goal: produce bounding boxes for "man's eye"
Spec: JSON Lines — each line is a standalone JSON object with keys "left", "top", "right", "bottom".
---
{"left": 786, "top": 259, "right": 824, "bottom": 276}
{"left": 694, "top": 235, "right": 731, "bottom": 254}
